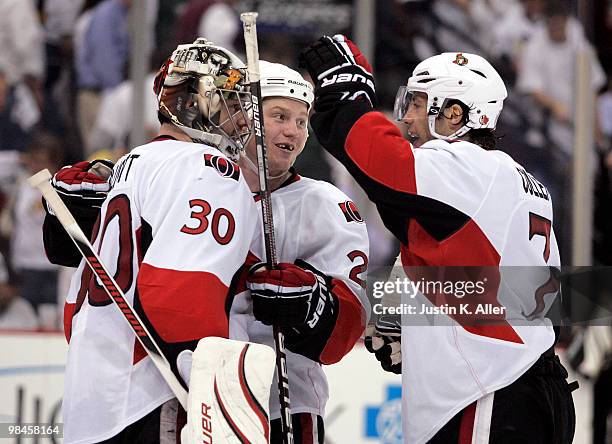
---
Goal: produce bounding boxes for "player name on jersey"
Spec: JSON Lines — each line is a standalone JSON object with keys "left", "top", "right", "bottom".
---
{"left": 516, "top": 166, "right": 549, "bottom": 200}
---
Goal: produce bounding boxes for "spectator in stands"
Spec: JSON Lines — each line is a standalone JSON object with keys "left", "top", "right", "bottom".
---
{"left": 72, "top": 0, "right": 104, "bottom": 66}
{"left": 75, "top": 0, "right": 133, "bottom": 146}
{"left": 43, "top": 0, "right": 85, "bottom": 107}
{"left": 0, "top": 252, "right": 38, "bottom": 330}
{"left": 517, "top": 0, "right": 606, "bottom": 258}
{"left": 197, "top": 0, "right": 240, "bottom": 53}
{"left": 429, "top": 0, "right": 514, "bottom": 56}
{"left": 469, "top": 0, "right": 521, "bottom": 46}
{"left": 175, "top": 0, "right": 238, "bottom": 47}
{"left": 517, "top": 0, "right": 606, "bottom": 156}
{"left": 8, "top": 132, "right": 63, "bottom": 328}
{"left": 0, "top": 0, "right": 45, "bottom": 152}
{"left": 42, "top": 0, "right": 89, "bottom": 164}
{"left": 492, "top": 0, "right": 546, "bottom": 69}
{"left": 86, "top": 55, "right": 162, "bottom": 157}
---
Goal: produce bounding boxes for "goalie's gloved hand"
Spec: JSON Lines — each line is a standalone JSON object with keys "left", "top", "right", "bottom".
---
{"left": 364, "top": 315, "right": 401, "bottom": 374}
{"left": 299, "top": 34, "right": 377, "bottom": 111}
{"left": 42, "top": 159, "right": 114, "bottom": 267}
{"left": 45, "top": 159, "right": 114, "bottom": 217}
{"left": 246, "top": 260, "right": 337, "bottom": 333}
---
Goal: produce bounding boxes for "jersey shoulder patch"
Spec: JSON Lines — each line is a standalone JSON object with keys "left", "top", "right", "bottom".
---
{"left": 338, "top": 200, "right": 364, "bottom": 223}
{"left": 203, "top": 153, "right": 241, "bottom": 181}
{"left": 297, "top": 178, "right": 365, "bottom": 224}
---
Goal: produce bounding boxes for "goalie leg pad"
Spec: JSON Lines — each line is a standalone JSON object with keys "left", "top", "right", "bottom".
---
{"left": 181, "top": 337, "right": 276, "bottom": 444}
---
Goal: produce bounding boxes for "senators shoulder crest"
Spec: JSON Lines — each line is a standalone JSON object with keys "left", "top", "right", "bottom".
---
{"left": 338, "top": 200, "right": 364, "bottom": 223}
{"left": 203, "top": 154, "right": 240, "bottom": 181}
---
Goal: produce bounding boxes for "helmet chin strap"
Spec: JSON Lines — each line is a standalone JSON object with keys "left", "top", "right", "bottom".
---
{"left": 178, "top": 124, "right": 223, "bottom": 146}
{"left": 178, "top": 124, "right": 248, "bottom": 162}
{"left": 427, "top": 115, "right": 470, "bottom": 141}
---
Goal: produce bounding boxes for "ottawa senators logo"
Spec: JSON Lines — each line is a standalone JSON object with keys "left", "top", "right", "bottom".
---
{"left": 479, "top": 114, "right": 489, "bottom": 125}
{"left": 203, "top": 154, "right": 240, "bottom": 181}
{"left": 452, "top": 53, "right": 469, "bottom": 66}
{"left": 339, "top": 201, "right": 364, "bottom": 223}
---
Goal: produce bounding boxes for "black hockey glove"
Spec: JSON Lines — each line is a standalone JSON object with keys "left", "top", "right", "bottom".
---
{"left": 364, "top": 315, "right": 401, "bottom": 374}
{"left": 43, "top": 159, "right": 114, "bottom": 267}
{"left": 246, "top": 260, "right": 337, "bottom": 332}
{"left": 299, "top": 34, "right": 377, "bottom": 112}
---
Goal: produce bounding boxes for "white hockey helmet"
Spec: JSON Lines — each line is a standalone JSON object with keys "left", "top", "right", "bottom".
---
{"left": 393, "top": 52, "right": 508, "bottom": 140}
{"left": 154, "top": 38, "right": 252, "bottom": 161}
{"left": 259, "top": 61, "right": 314, "bottom": 110}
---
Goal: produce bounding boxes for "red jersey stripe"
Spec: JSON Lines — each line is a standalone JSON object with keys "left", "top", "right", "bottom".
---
{"left": 458, "top": 401, "right": 477, "bottom": 444}
{"left": 137, "top": 263, "right": 230, "bottom": 342}
{"left": 63, "top": 302, "right": 76, "bottom": 343}
{"left": 402, "top": 219, "right": 524, "bottom": 344}
{"left": 300, "top": 413, "right": 314, "bottom": 444}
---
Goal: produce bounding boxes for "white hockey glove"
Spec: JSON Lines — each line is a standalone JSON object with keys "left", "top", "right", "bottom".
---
{"left": 364, "top": 315, "right": 401, "bottom": 374}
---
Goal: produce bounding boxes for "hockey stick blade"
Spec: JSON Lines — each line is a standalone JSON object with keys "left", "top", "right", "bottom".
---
{"left": 28, "top": 169, "right": 188, "bottom": 410}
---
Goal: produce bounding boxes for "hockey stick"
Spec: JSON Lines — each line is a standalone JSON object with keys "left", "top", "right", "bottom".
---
{"left": 241, "top": 12, "right": 294, "bottom": 444}
{"left": 28, "top": 169, "right": 188, "bottom": 410}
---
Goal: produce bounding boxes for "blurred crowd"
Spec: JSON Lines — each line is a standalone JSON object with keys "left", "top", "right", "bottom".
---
{"left": 0, "top": 0, "right": 609, "bottom": 333}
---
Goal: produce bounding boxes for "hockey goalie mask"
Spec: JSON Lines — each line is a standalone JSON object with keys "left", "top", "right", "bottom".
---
{"left": 154, "top": 38, "right": 252, "bottom": 161}
{"left": 393, "top": 53, "right": 507, "bottom": 141}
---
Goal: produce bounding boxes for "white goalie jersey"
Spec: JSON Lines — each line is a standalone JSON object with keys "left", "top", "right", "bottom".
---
{"left": 230, "top": 172, "right": 370, "bottom": 420}
{"left": 61, "top": 138, "right": 258, "bottom": 444}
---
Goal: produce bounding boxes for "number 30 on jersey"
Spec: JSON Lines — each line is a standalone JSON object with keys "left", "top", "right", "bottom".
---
{"left": 181, "top": 199, "right": 235, "bottom": 245}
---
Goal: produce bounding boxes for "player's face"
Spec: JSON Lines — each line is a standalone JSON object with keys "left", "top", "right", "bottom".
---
{"left": 217, "top": 94, "right": 252, "bottom": 143}
{"left": 218, "top": 96, "right": 249, "bottom": 130}
{"left": 245, "top": 97, "right": 309, "bottom": 177}
{"left": 400, "top": 92, "right": 433, "bottom": 147}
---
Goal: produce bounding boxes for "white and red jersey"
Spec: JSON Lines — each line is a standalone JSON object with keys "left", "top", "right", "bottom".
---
{"left": 229, "top": 172, "right": 370, "bottom": 420}
{"left": 61, "top": 138, "right": 258, "bottom": 444}
{"left": 311, "top": 105, "right": 560, "bottom": 443}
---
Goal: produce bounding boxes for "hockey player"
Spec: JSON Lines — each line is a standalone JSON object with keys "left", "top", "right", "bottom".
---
{"left": 48, "top": 39, "right": 260, "bottom": 443}
{"left": 233, "top": 60, "right": 370, "bottom": 443}
{"left": 43, "top": 58, "right": 369, "bottom": 444}
{"left": 300, "top": 37, "right": 576, "bottom": 443}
